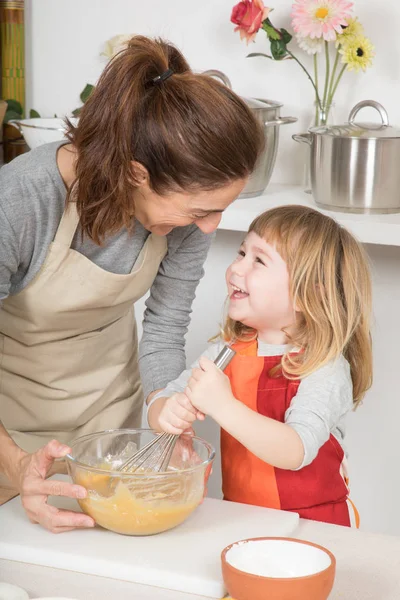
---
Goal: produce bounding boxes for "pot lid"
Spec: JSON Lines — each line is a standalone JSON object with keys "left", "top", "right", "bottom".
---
{"left": 245, "top": 97, "right": 282, "bottom": 110}
{"left": 310, "top": 100, "right": 400, "bottom": 139}
{"left": 201, "top": 69, "right": 282, "bottom": 111}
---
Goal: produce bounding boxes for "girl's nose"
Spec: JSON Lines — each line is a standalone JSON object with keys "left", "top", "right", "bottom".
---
{"left": 230, "top": 259, "right": 246, "bottom": 277}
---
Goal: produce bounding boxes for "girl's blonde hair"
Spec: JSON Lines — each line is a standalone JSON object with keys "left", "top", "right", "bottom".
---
{"left": 222, "top": 205, "right": 372, "bottom": 405}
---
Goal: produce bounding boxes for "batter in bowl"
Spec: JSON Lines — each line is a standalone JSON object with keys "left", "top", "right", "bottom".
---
{"left": 75, "top": 467, "right": 204, "bottom": 535}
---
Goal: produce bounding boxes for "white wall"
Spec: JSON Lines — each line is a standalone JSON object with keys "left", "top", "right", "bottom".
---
{"left": 25, "top": 0, "right": 400, "bottom": 535}
{"left": 26, "top": 0, "right": 400, "bottom": 186}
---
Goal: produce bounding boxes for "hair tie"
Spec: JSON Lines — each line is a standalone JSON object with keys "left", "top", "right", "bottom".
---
{"left": 152, "top": 68, "right": 174, "bottom": 85}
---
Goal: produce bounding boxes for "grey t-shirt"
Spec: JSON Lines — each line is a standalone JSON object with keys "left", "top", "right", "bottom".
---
{"left": 0, "top": 142, "right": 213, "bottom": 399}
{"left": 149, "top": 339, "right": 353, "bottom": 470}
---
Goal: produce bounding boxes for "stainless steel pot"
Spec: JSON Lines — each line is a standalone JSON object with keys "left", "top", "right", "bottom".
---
{"left": 293, "top": 100, "right": 400, "bottom": 213}
{"left": 203, "top": 70, "right": 297, "bottom": 198}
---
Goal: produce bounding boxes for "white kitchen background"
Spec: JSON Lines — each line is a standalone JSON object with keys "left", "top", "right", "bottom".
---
{"left": 25, "top": 0, "right": 400, "bottom": 536}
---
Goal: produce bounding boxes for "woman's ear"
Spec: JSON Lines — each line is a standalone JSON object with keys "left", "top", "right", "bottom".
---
{"left": 131, "top": 161, "right": 149, "bottom": 186}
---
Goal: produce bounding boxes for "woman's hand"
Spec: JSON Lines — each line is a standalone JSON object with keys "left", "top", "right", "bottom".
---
{"left": 10, "top": 439, "right": 95, "bottom": 533}
{"left": 186, "top": 356, "right": 236, "bottom": 419}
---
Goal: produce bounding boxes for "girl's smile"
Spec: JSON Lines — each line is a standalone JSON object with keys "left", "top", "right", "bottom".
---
{"left": 229, "top": 283, "right": 249, "bottom": 300}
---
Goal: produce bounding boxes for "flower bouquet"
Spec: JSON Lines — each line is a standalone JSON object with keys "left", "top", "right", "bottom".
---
{"left": 231, "top": 0, "right": 374, "bottom": 126}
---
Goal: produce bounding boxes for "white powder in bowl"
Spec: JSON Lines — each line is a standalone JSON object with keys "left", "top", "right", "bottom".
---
{"left": 225, "top": 539, "right": 332, "bottom": 578}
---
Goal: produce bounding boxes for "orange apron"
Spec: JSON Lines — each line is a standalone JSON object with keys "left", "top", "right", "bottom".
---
{"left": 222, "top": 340, "right": 358, "bottom": 527}
{"left": 0, "top": 201, "right": 167, "bottom": 453}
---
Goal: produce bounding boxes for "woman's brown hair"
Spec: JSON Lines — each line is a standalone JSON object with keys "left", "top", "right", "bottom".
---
{"left": 220, "top": 205, "right": 373, "bottom": 405}
{"left": 66, "top": 35, "right": 263, "bottom": 244}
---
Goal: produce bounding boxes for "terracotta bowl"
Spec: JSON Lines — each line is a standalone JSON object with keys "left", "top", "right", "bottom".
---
{"left": 221, "top": 537, "right": 336, "bottom": 600}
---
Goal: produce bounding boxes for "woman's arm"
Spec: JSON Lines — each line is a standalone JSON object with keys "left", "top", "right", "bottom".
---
{"left": 0, "top": 423, "right": 95, "bottom": 532}
{"left": 0, "top": 422, "right": 25, "bottom": 481}
{"left": 139, "top": 224, "right": 214, "bottom": 401}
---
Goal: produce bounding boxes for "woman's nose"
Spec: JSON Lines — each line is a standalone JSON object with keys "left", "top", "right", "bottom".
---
{"left": 195, "top": 213, "right": 222, "bottom": 234}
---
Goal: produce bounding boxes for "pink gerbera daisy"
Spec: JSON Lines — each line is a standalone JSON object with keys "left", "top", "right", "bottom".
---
{"left": 291, "top": 0, "right": 353, "bottom": 42}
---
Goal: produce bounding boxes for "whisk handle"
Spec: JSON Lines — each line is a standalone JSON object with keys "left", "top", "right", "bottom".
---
{"left": 213, "top": 345, "right": 236, "bottom": 370}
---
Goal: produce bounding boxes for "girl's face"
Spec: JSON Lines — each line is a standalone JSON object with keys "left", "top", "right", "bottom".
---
{"left": 225, "top": 231, "right": 297, "bottom": 343}
{"left": 132, "top": 178, "right": 247, "bottom": 236}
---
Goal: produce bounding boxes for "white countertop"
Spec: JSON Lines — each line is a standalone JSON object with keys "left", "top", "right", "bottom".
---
{"left": 219, "top": 184, "right": 400, "bottom": 247}
{"left": 1, "top": 518, "right": 400, "bottom": 600}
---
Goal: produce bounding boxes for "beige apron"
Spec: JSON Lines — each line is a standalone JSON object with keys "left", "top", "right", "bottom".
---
{"left": 0, "top": 201, "right": 167, "bottom": 453}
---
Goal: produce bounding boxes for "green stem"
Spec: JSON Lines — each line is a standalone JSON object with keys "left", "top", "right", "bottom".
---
{"left": 314, "top": 53, "right": 319, "bottom": 126}
{"left": 329, "top": 64, "right": 346, "bottom": 105}
{"left": 328, "top": 46, "right": 341, "bottom": 103}
{"left": 286, "top": 49, "right": 322, "bottom": 110}
{"left": 322, "top": 41, "right": 330, "bottom": 111}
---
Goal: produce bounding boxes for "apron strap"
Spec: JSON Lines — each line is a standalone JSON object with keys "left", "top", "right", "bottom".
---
{"left": 54, "top": 201, "right": 80, "bottom": 248}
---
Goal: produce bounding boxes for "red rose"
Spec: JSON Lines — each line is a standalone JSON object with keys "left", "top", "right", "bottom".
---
{"left": 231, "top": 0, "right": 270, "bottom": 44}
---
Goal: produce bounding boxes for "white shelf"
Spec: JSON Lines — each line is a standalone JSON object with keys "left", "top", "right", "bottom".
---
{"left": 219, "top": 183, "right": 400, "bottom": 247}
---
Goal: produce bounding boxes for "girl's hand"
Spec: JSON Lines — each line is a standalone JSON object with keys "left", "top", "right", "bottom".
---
{"left": 157, "top": 392, "right": 205, "bottom": 435}
{"left": 186, "top": 356, "right": 235, "bottom": 419}
{"left": 10, "top": 440, "right": 95, "bottom": 533}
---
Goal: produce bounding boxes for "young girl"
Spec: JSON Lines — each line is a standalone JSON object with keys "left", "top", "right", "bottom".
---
{"left": 147, "top": 205, "right": 373, "bottom": 527}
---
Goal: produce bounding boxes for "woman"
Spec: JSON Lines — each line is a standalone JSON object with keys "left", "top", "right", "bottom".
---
{"left": 0, "top": 36, "right": 262, "bottom": 531}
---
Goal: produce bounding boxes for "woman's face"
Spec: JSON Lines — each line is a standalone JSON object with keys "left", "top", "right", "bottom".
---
{"left": 132, "top": 178, "right": 247, "bottom": 236}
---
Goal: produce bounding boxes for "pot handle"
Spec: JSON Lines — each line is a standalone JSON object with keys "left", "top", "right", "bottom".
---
{"left": 7, "top": 119, "right": 22, "bottom": 132}
{"left": 348, "top": 100, "right": 389, "bottom": 127}
{"left": 292, "top": 132, "right": 312, "bottom": 145}
{"left": 264, "top": 116, "right": 298, "bottom": 127}
{"left": 202, "top": 69, "right": 232, "bottom": 89}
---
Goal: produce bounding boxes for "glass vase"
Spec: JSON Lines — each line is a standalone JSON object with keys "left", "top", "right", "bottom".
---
{"left": 303, "top": 101, "right": 336, "bottom": 193}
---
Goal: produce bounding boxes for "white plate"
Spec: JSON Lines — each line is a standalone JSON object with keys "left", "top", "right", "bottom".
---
{"left": 0, "top": 583, "right": 29, "bottom": 600}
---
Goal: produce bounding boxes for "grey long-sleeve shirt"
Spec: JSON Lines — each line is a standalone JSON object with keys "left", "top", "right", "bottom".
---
{"left": 0, "top": 142, "right": 213, "bottom": 399}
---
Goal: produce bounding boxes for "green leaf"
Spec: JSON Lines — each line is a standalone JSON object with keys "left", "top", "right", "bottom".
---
{"left": 80, "top": 83, "right": 94, "bottom": 104}
{"left": 270, "top": 39, "right": 289, "bottom": 60}
{"left": 72, "top": 107, "right": 82, "bottom": 117}
{"left": 4, "top": 109, "right": 23, "bottom": 123}
{"left": 5, "top": 99, "right": 23, "bottom": 116}
{"left": 262, "top": 18, "right": 282, "bottom": 41}
{"left": 281, "top": 28, "right": 293, "bottom": 45}
{"left": 29, "top": 109, "right": 41, "bottom": 118}
{"left": 247, "top": 52, "right": 273, "bottom": 59}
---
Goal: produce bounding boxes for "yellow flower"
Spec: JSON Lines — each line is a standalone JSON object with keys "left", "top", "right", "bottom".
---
{"left": 336, "top": 17, "right": 364, "bottom": 48}
{"left": 339, "top": 35, "right": 375, "bottom": 72}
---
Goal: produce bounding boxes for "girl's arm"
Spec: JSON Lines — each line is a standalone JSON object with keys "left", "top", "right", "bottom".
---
{"left": 186, "top": 355, "right": 353, "bottom": 471}
{"left": 214, "top": 397, "right": 305, "bottom": 470}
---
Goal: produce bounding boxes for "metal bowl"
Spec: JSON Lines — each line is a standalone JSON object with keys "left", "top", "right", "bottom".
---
{"left": 7, "top": 117, "right": 78, "bottom": 149}
{"left": 66, "top": 429, "right": 215, "bottom": 536}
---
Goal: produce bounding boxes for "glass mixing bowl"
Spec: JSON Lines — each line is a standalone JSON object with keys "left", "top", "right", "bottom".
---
{"left": 66, "top": 429, "right": 215, "bottom": 536}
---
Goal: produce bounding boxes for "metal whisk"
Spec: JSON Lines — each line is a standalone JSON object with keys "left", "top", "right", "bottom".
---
{"left": 118, "top": 345, "right": 236, "bottom": 474}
